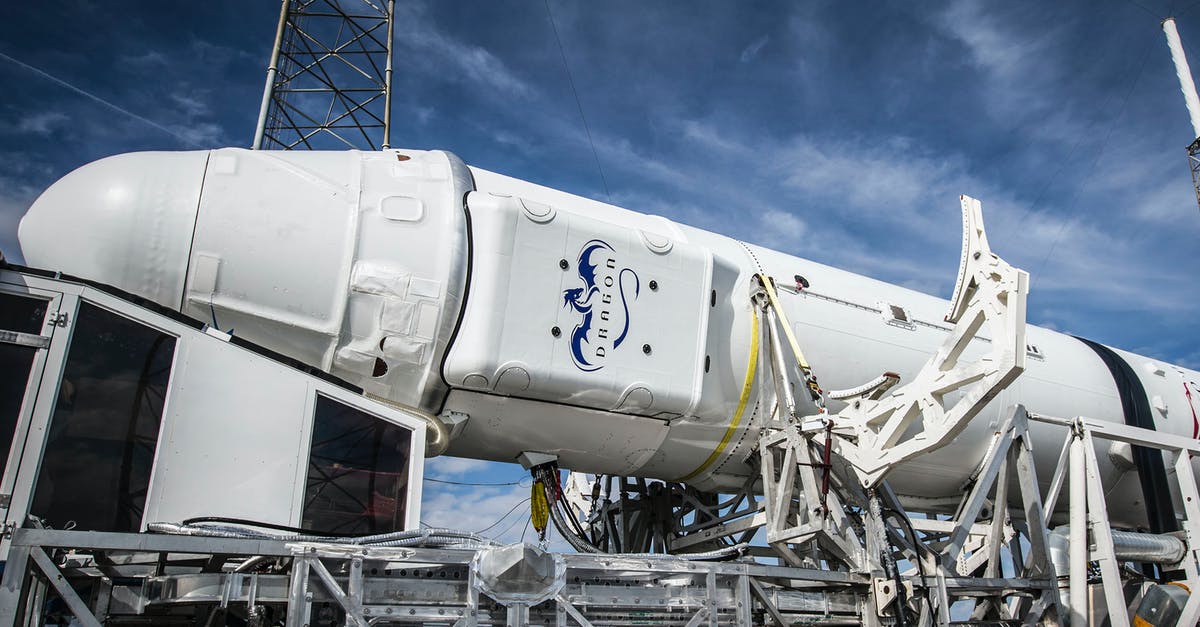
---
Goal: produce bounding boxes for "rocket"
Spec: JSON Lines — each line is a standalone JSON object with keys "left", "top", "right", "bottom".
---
{"left": 17, "top": 147, "right": 1200, "bottom": 528}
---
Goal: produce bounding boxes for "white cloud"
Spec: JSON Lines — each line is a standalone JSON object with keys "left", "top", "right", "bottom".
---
{"left": 739, "top": 34, "right": 770, "bottom": 63}
{"left": 756, "top": 208, "right": 808, "bottom": 250}
{"left": 425, "top": 456, "right": 496, "bottom": 477}
{"left": 15, "top": 112, "right": 69, "bottom": 136}
{"left": 394, "top": 3, "right": 534, "bottom": 99}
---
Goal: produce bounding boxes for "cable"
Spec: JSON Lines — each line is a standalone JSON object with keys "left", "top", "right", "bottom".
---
{"left": 886, "top": 508, "right": 936, "bottom": 617}
{"left": 1180, "top": 0, "right": 1200, "bottom": 16}
{"left": 1036, "top": 34, "right": 1155, "bottom": 276}
{"left": 1127, "top": 0, "right": 1163, "bottom": 18}
{"left": 181, "top": 516, "right": 358, "bottom": 537}
{"left": 494, "top": 511, "right": 530, "bottom": 540}
{"left": 543, "top": 0, "right": 612, "bottom": 202}
{"left": 474, "top": 497, "right": 532, "bottom": 535}
{"left": 424, "top": 477, "right": 526, "bottom": 487}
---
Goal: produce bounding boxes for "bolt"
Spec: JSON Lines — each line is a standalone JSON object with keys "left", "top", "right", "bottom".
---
{"left": 410, "top": 609, "right": 416, "bottom": 615}
{"left": 363, "top": 608, "right": 371, "bottom": 615}
{"left": 648, "top": 280, "right": 658, "bottom": 291}
{"left": 642, "top": 344, "right": 652, "bottom": 354}
{"left": 559, "top": 259, "right": 569, "bottom": 270}
{"left": 551, "top": 326, "right": 561, "bottom": 337}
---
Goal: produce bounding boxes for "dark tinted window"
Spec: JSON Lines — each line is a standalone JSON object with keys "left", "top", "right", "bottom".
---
{"left": 0, "top": 292, "right": 47, "bottom": 334}
{"left": 303, "top": 395, "right": 411, "bottom": 534}
{"left": 0, "top": 293, "right": 48, "bottom": 468}
{"left": 31, "top": 302, "right": 175, "bottom": 532}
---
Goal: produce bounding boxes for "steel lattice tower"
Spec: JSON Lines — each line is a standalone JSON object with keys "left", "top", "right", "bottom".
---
{"left": 252, "top": 0, "right": 394, "bottom": 150}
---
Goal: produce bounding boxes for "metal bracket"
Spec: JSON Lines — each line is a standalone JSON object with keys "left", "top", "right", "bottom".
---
{"left": 832, "top": 195, "right": 1029, "bottom": 487}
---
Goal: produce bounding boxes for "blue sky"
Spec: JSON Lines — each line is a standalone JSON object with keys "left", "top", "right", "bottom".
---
{"left": 3, "top": 0, "right": 1200, "bottom": 542}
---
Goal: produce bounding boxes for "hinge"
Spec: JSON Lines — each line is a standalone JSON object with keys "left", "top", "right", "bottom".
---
{"left": 47, "top": 311, "right": 69, "bottom": 327}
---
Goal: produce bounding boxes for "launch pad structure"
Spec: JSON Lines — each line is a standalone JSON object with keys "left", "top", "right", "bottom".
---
{"left": 1, "top": 197, "right": 1199, "bottom": 626}
{"left": 5, "top": 3, "right": 1200, "bottom": 626}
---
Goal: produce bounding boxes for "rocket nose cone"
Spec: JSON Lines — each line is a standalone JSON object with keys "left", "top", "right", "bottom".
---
{"left": 19, "top": 150, "right": 209, "bottom": 309}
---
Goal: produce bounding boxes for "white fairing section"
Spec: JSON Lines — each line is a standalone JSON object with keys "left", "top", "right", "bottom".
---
{"left": 18, "top": 148, "right": 1200, "bottom": 527}
{"left": 19, "top": 151, "right": 208, "bottom": 307}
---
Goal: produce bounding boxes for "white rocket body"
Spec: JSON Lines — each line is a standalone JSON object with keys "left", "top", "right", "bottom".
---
{"left": 18, "top": 148, "right": 1200, "bottom": 526}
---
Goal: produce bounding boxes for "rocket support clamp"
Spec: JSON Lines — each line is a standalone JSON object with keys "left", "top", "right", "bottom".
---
{"left": 830, "top": 195, "right": 1030, "bottom": 487}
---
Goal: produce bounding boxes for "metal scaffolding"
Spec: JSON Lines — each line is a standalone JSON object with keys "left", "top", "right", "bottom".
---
{"left": 252, "top": 0, "right": 395, "bottom": 151}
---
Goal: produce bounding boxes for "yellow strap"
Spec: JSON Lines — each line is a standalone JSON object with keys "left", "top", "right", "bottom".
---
{"left": 675, "top": 309, "right": 759, "bottom": 483}
{"left": 757, "top": 273, "right": 810, "bottom": 370}
{"left": 531, "top": 479, "right": 549, "bottom": 533}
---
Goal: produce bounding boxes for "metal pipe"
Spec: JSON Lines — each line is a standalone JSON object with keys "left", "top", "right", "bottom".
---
{"left": 253, "top": 0, "right": 291, "bottom": 149}
{"left": 1163, "top": 18, "right": 1200, "bottom": 139}
{"left": 764, "top": 305, "right": 798, "bottom": 421}
{"left": 1109, "top": 529, "right": 1186, "bottom": 564}
{"left": 381, "top": 0, "right": 395, "bottom": 149}
{"left": 1068, "top": 432, "right": 1087, "bottom": 626}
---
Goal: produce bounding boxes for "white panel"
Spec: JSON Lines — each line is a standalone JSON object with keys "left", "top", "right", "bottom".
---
{"left": 444, "top": 192, "right": 712, "bottom": 417}
{"left": 185, "top": 149, "right": 358, "bottom": 368}
{"left": 144, "top": 335, "right": 310, "bottom": 526}
{"left": 443, "top": 391, "right": 670, "bottom": 476}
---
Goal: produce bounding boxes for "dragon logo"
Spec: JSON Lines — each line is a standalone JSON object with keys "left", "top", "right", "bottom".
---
{"left": 562, "top": 239, "right": 640, "bottom": 372}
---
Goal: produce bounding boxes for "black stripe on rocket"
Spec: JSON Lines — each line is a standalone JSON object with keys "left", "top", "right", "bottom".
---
{"left": 1074, "top": 336, "right": 1179, "bottom": 534}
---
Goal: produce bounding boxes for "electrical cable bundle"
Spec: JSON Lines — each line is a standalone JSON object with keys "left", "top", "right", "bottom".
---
{"left": 531, "top": 464, "right": 749, "bottom": 561}
{"left": 148, "top": 517, "right": 496, "bottom": 549}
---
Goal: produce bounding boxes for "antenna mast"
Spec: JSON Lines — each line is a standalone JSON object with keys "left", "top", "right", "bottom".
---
{"left": 1163, "top": 17, "right": 1200, "bottom": 211}
{"left": 252, "top": 0, "right": 395, "bottom": 151}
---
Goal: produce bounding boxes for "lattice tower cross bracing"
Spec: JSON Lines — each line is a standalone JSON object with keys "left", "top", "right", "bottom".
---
{"left": 252, "top": 0, "right": 395, "bottom": 151}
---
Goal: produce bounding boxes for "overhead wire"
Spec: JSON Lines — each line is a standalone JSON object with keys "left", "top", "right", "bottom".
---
{"left": 1127, "top": 0, "right": 1164, "bottom": 18}
{"left": 543, "top": 0, "right": 612, "bottom": 202}
{"left": 474, "top": 497, "right": 532, "bottom": 535}
{"left": 1179, "top": 0, "right": 1200, "bottom": 16}
{"left": 424, "top": 476, "right": 527, "bottom": 486}
{"left": 1009, "top": 7, "right": 1135, "bottom": 231}
{"left": 1035, "top": 34, "right": 1156, "bottom": 277}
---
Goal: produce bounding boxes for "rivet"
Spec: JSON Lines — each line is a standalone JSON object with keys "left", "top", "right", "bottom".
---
{"left": 643, "top": 344, "right": 652, "bottom": 354}
{"left": 559, "top": 259, "right": 569, "bottom": 270}
{"left": 551, "top": 326, "right": 562, "bottom": 338}
{"left": 648, "top": 280, "right": 658, "bottom": 291}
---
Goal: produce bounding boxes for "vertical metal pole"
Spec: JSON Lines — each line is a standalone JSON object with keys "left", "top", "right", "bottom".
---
{"left": 253, "top": 0, "right": 291, "bottom": 150}
{"left": 1068, "top": 431, "right": 1087, "bottom": 627}
{"left": 1164, "top": 18, "right": 1200, "bottom": 139}
{"left": 381, "top": 0, "right": 395, "bottom": 149}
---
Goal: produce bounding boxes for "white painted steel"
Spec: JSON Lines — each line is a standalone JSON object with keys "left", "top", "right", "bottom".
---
{"left": 0, "top": 269, "right": 428, "bottom": 539}
{"left": 145, "top": 332, "right": 316, "bottom": 528}
{"left": 1069, "top": 433, "right": 1087, "bottom": 626}
{"left": 18, "top": 148, "right": 1200, "bottom": 527}
{"left": 1164, "top": 18, "right": 1200, "bottom": 139}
